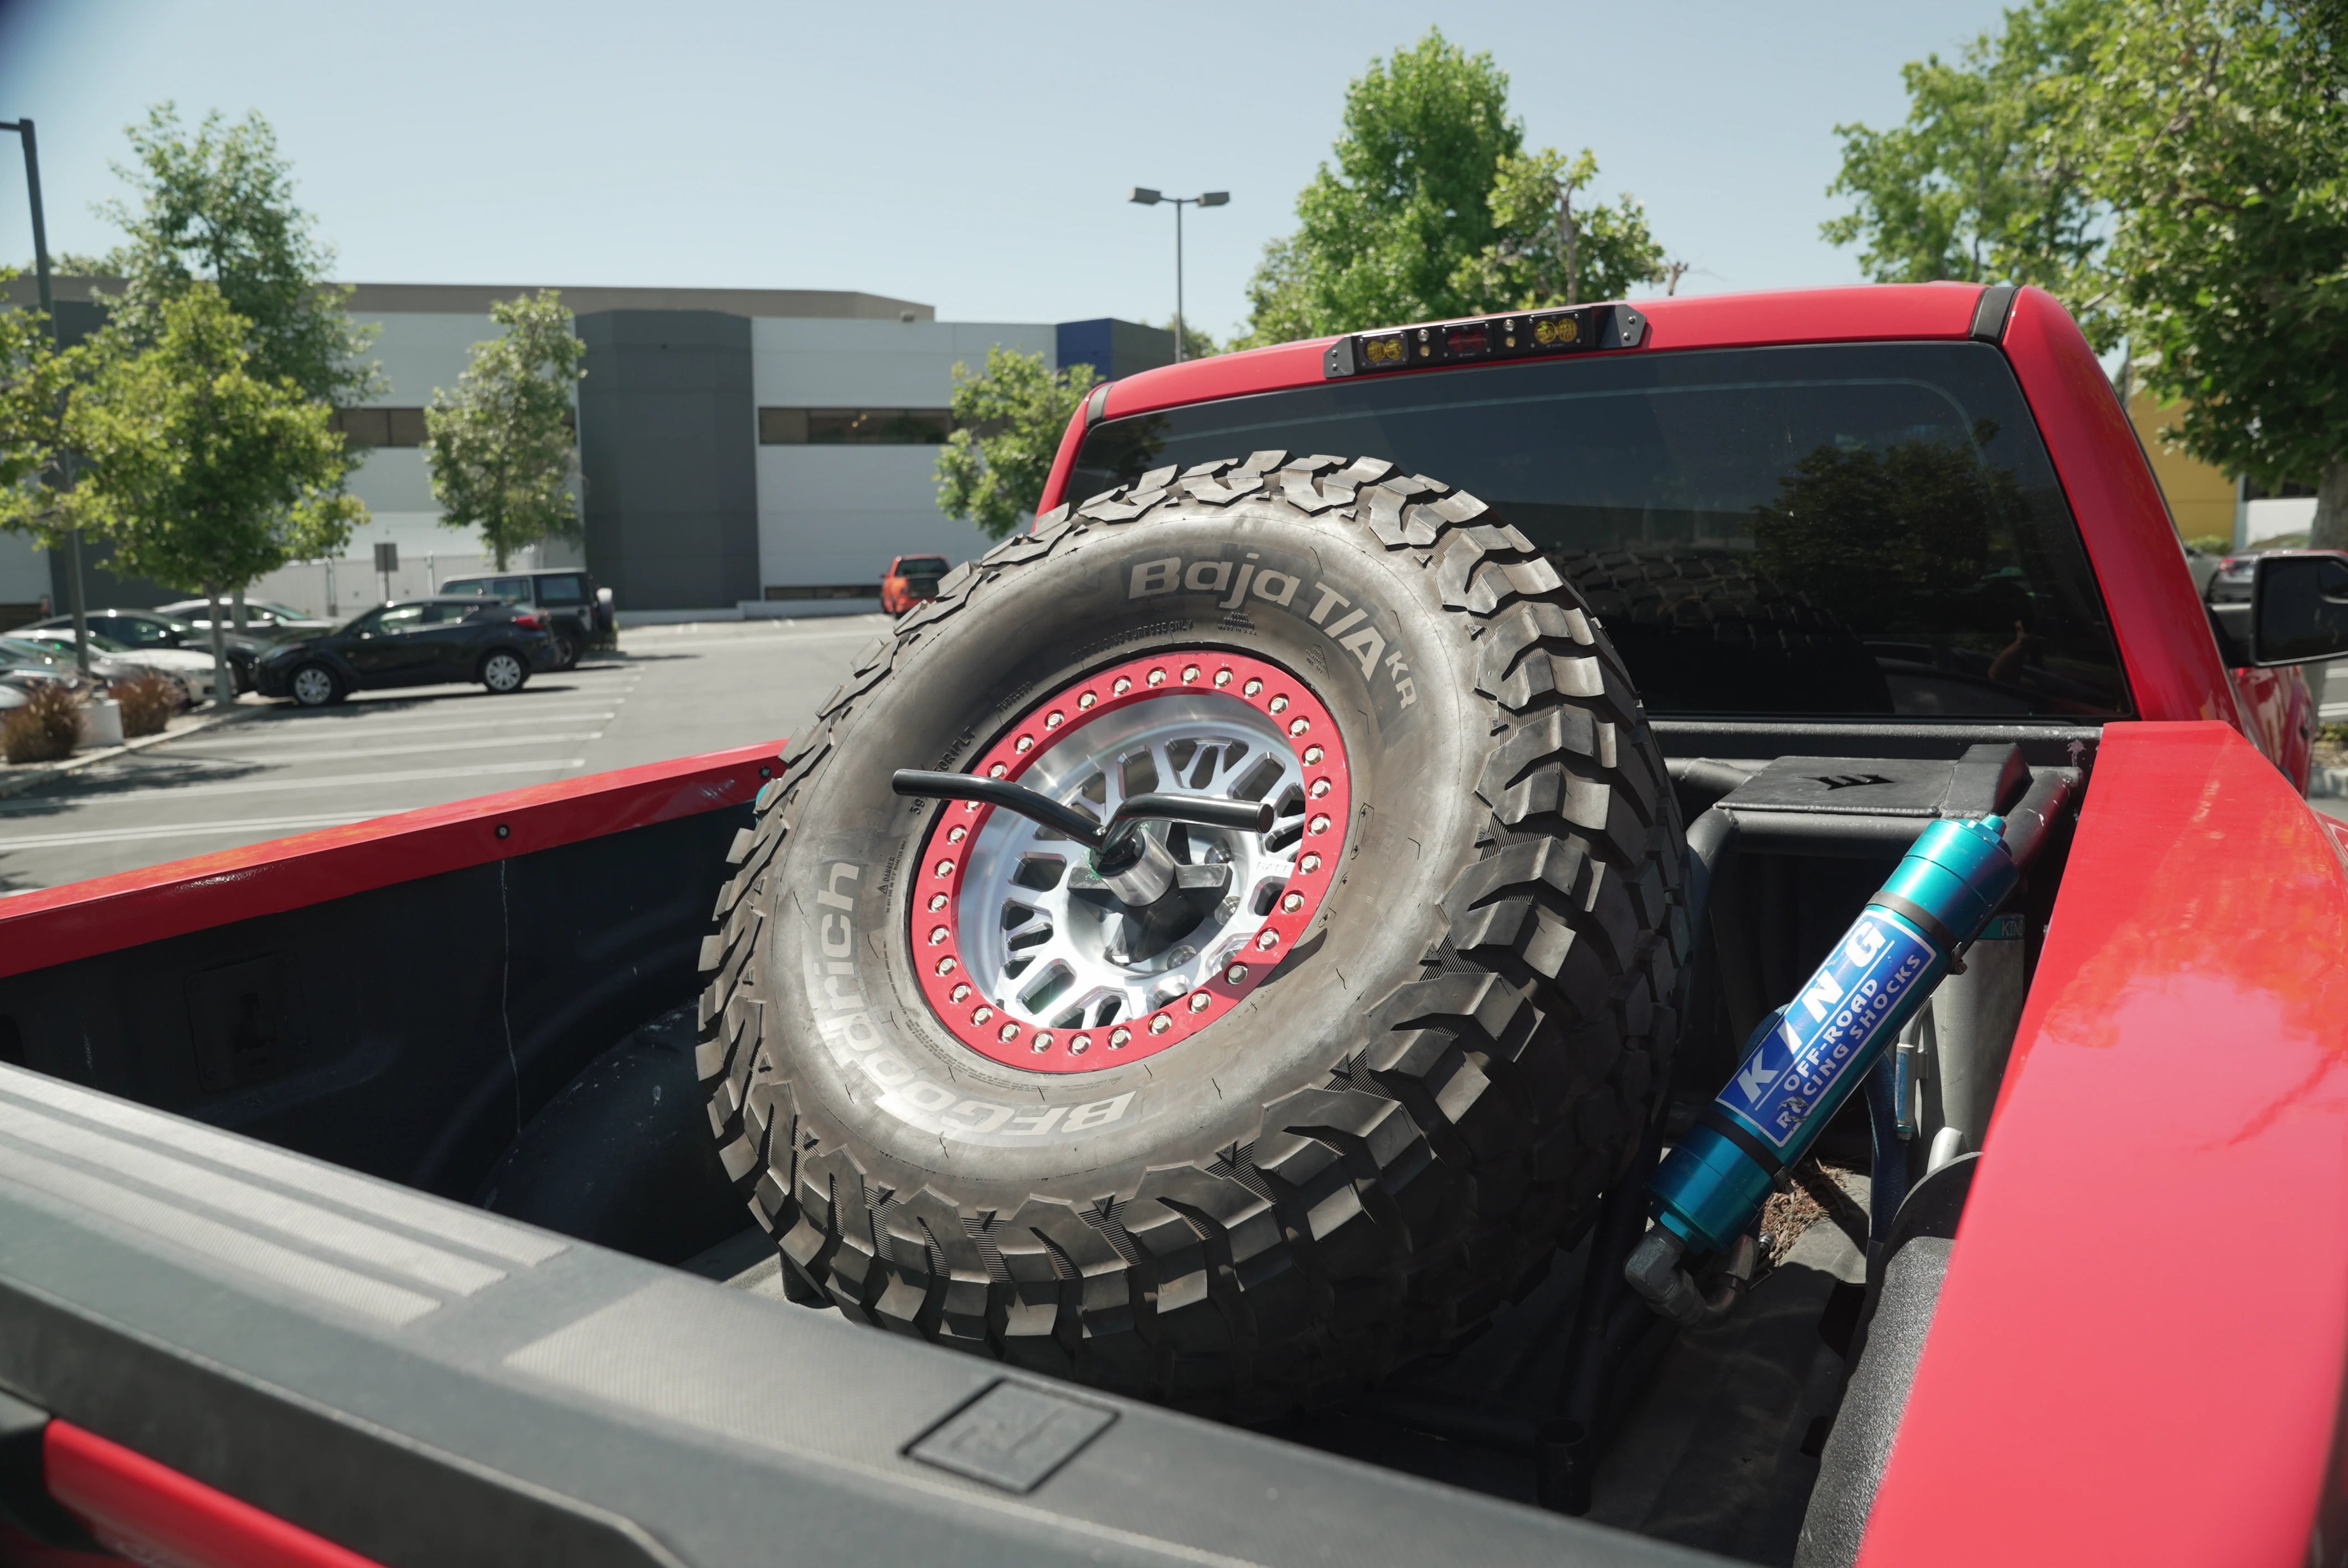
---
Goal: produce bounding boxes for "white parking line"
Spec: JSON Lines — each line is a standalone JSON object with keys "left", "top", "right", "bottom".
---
{"left": 0, "top": 813, "right": 375, "bottom": 852}
{"left": 233, "top": 709, "right": 616, "bottom": 739}
{"left": 159, "top": 733, "right": 602, "bottom": 764}
{"left": 0, "top": 759, "right": 585, "bottom": 812}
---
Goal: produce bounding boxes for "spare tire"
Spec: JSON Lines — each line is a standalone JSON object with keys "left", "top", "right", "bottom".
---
{"left": 698, "top": 453, "right": 1688, "bottom": 1419}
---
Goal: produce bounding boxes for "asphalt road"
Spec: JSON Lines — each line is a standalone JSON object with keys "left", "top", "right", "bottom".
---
{"left": 0, "top": 616, "right": 886, "bottom": 896}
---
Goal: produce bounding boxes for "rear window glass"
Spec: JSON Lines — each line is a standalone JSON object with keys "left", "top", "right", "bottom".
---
{"left": 1065, "top": 342, "right": 2129, "bottom": 720}
{"left": 897, "top": 556, "right": 949, "bottom": 575}
{"left": 538, "top": 574, "right": 586, "bottom": 605}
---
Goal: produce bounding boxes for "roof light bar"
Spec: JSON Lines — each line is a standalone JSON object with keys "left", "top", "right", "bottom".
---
{"left": 1324, "top": 302, "right": 1648, "bottom": 379}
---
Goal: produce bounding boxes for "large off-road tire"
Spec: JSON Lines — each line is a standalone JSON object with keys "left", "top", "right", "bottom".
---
{"left": 698, "top": 453, "right": 1689, "bottom": 1419}
{"left": 1559, "top": 546, "right": 1892, "bottom": 714}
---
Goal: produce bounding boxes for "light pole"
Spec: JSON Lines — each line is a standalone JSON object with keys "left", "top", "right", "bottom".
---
{"left": 0, "top": 116, "right": 91, "bottom": 675}
{"left": 1128, "top": 188, "right": 1227, "bottom": 363}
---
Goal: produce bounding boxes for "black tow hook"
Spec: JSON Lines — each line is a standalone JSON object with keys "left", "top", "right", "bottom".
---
{"left": 890, "top": 768, "right": 1275, "bottom": 906}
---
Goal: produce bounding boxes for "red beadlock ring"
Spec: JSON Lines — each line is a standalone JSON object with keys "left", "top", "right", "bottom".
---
{"left": 908, "top": 651, "right": 1351, "bottom": 1072}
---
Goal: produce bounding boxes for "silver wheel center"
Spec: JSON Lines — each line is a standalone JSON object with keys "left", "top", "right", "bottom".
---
{"left": 956, "top": 694, "right": 1307, "bottom": 1031}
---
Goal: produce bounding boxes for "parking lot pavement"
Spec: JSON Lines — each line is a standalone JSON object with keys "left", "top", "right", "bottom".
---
{"left": 0, "top": 615, "right": 888, "bottom": 895}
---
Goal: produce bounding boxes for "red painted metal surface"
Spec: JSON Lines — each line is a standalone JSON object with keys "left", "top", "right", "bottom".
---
{"left": 1860, "top": 721, "right": 2348, "bottom": 1567}
{"left": 44, "top": 1420, "right": 387, "bottom": 1568}
{"left": 1999, "top": 286, "right": 2244, "bottom": 730}
{"left": 0, "top": 741, "right": 781, "bottom": 981}
{"left": 912, "top": 651, "right": 1350, "bottom": 1071}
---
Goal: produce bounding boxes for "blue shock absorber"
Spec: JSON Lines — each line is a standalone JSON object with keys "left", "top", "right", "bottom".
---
{"left": 1632, "top": 816, "right": 2021, "bottom": 1313}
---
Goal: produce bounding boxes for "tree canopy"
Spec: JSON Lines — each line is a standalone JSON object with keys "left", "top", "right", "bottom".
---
{"left": 1821, "top": 1, "right": 2105, "bottom": 318}
{"left": 423, "top": 290, "right": 586, "bottom": 569}
{"left": 1240, "top": 30, "right": 1665, "bottom": 344}
{"left": 0, "top": 271, "right": 78, "bottom": 546}
{"left": 1829, "top": 0, "right": 2348, "bottom": 544}
{"left": 97, "top": 104, "right": 378, "bottom": 408}
{"left": 934, "top": 345, "right": 1100, "bottom": 540}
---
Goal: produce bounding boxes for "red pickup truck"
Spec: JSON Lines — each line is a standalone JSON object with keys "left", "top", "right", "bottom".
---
{"left": 0, "top": 283, "right": 2343, "bottom": 1568}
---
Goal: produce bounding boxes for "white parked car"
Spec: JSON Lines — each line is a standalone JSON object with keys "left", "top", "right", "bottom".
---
{"left": 4, "top": 630, "right": 210, "bottom": 704}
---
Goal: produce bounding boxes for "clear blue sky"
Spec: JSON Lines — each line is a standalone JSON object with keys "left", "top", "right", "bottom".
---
{"left": 0, "top": 0, "right": 2011, "bottom": 337}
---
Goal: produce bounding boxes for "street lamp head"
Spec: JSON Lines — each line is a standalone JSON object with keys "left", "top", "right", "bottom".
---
{"left": 1198, "top": 191, "right": 1230, "bottom": 207}
{"left": 1128, "top": 187, "right": 1162, "bottom": 206}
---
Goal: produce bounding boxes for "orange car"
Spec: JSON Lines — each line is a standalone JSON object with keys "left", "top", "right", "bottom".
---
{"left": 880, "top": 554, "right": 949, "bottom": 616}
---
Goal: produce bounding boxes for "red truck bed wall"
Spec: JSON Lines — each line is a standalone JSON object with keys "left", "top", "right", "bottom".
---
{"left": 0, "top": 746, "right": 773, "bottom": 1198}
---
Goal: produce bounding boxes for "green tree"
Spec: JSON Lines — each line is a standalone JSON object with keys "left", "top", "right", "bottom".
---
{"left": 0, "top": 270, "right": 77, "bottom": 521}
{"left": 1159, "top": 316, "right": 1221, "bottom": 361}
{"left": 2058, "top": 1, "right": 2348, "bottom": 544}
{"left": 67, "top": 286, "right": 361, "bottom": 703}
{"left": 1821, "top": 1, "right": 2106, "bottom": 326}
{"left": 97, "top": 104, "right": 379, "bottom": 406}
{"left": 1453, "top": 147, "right": 1665, "bottom": 310}
{"left": 935, "top": 345, "right": 1100, "bottom": 540}
{"left": 1240, "top": 30, "right": 1526, "bottom": 341}
{"left": 423, "top": 291, "right": 586, "bottom": 569}
{"left": 1239, "top": 30, "right": 1670, "bottom": 344}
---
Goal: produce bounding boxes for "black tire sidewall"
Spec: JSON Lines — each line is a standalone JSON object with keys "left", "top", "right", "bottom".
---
{"left": 764, "top": 506, "right": 1480, "bottom": 1199}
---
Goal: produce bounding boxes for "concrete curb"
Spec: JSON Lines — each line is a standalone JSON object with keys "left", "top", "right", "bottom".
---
{"left": 0, "top": 700, "right": 269, "bottom": 801}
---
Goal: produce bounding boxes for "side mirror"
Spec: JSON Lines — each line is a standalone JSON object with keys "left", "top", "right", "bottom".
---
{"left": 2251, "top": 551, "right": 2348, "bottom": 666}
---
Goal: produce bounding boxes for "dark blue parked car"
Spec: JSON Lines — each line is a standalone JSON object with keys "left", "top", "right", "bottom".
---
{"left": 254, "top": 597, "right": 560, "bottom": 707}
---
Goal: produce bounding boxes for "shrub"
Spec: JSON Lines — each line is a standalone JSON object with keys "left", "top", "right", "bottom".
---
{"left": 2, "top": 682, "right": 81, "bottom": 765}
{"left": 114, "top": 670, "right": 178, "bottom": 737}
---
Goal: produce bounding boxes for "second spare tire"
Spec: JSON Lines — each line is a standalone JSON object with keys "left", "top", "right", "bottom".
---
{"left": 698, "top": 452, "right": 1689, "bottom": 1419}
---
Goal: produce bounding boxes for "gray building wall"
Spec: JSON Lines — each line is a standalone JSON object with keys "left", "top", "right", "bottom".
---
{"left": 578, "top": 311, "right": 760, "bottom": 611}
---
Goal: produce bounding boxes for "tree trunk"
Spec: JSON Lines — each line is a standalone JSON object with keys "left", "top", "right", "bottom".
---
{"left": 2312, "top": 461, "right": 2348, "bottom": 553}
{"left": 205, "top": 582, "right": 233, "bottom": 711}
{"left": 232, "top": 585, "right": 247, "bottom": 631}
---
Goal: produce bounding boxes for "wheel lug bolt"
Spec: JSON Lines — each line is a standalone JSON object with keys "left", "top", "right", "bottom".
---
{"left": 1310, "top": 815, "right": 1331, "bottom": 834}
{"left": 928, "top": 925, "right": 949, "bottom": 945}
{"left": 1301, "top": 853, "right": 1322, "bottom": 872}
{"left": 1310, "top": 779, "right": 1330, "bottom": 798}
{"left": 1033, "top": 1031, "right": 1053, "bottom": 1053}
{"left": 1289, "top": 718, "right": 1309, "bottom": 736}
{"left": 1214, "top": 669, "right": 1233, "bottom": 688}
{"left": 1188, "top": 993, "right": 1211, "bottom": 1013}
{"left": 988, "top": 762, "right": 1008, "bottom": 778}
{"left": 972, "top": 1005, "right": 994, "bottom": 1024}
{"left": 934, "top": 859, "right": 955, "bottom": 877}
{"left": 1046, "top": 711, "right": 1064, "bottom": 729}
{"left": 935, "top": 953, "right": 956, "bottom": 973}
{"left": 1113, "top": 677, "right": 1132, "bottom": 695}
{"left": 951, "top": 983, "right": 972, "bottom": 1002}
{"left": 1182, "top": 666, "right": 1200, "bottom": 684}
{"left": 1070, "top": 1034, "right": 1090, "bottom": 1054}
{"left": 1257, "top": 929, "right": 1280, "bottom": 950}
{"left": 1226, "top": 963, "right": 1249, "bottom": 983}
{"left": 1109, "top": 1028, "right": 1131, "bottom": 1049}
{"left": 999, "top": 1022, "right": 1020, "bottom": 1043}
{"left": 1282, "top": 892, "right": 1304, "bottom": 912}
{"left": 1147, "top": 669, "right": 1166, "bottom": 686}
{"left": 1079, "top": 692, "right": 1098, "bottom": 709}
{"left": 947, "top": 825, "right": 966, "bottom": 843}
{"left": 1150, "top": 1015, "right": 1172, "bottom": 1034}
{"left": 1268, "top": 695, "right": 1289, "bottom": 714}
{"left": 1244, "top": 678, "right": 1263, "bottom": 697}
{"left": 930, "top": 892, "right": 949, "bottom": 912}
{"left": 1304, "top": 745, "right": 1324, "bottom": 765}
{"left": 1015, "top": 735, "right": 1034, "bottom": 752}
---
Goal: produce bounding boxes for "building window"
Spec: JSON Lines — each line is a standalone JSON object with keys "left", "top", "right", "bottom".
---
{"left": 331, "top": 408, "right": 428, "bottom": 447}
{"left": 758, "top": 408, "right": 952, "bottom": 445}
{"left": 764, "top": 585, "right": 875, "bottom": 600}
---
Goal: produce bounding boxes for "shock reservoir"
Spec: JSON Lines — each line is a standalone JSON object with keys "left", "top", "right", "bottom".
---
{"left": 1649, "top": 814, "right": 2021, "bottom": 1255}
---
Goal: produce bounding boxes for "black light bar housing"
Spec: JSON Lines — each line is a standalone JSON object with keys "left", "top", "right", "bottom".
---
{"left": 1324, "top": 302, "right": 1649, "bottom": 379}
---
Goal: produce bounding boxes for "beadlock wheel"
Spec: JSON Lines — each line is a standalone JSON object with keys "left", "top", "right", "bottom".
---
{"left": 696, "top": 452, "right": 1688, "bottom": 1418}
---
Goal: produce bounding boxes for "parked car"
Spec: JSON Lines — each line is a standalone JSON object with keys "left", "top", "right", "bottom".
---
{"left": 436, "top": 569, "right": 613, "bottom": 669}
{"left": 7, "top": 627, "right": 214, "bottom": 704}
{"left": 153, "top": 597, "right": 336, "bottom": 641}
{"left": 15, "top": 608, "right": 270, "bottom": 692}
{"left": 881, "top": 553, "right": 950, "bottom": 616}
{"left": 2206, "top": 550, "right": 2261, "bottom": 604}
{"left": 254, "top": 596, "right": 559, "bottom": 706}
